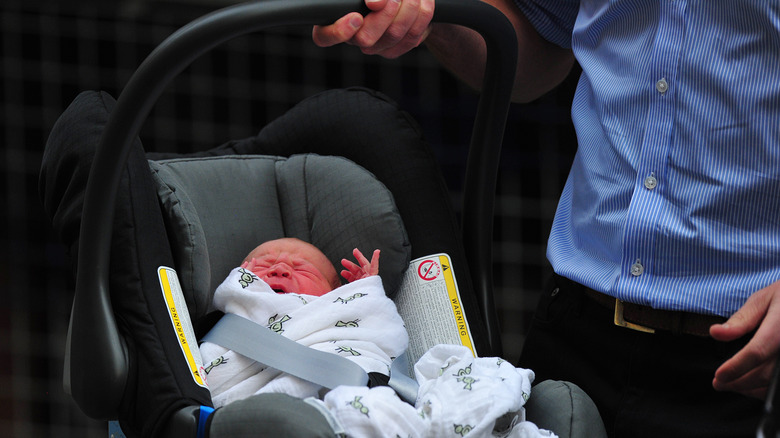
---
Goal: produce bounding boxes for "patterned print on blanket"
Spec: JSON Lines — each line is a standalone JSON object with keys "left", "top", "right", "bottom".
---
{"left": 267, "top": 314, "right": 291, "bottom": 334}
{"left": 333, "top": 292, "right": 367, "bottom": 304}
{"left": 237, "top": 268, "right": 257, "bottom": 288}
{"left": 454, "top": 364, "right": 478, "bottom": 390}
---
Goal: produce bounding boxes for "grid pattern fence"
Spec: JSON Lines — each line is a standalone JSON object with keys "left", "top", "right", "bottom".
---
{"left": 1, "top": 0, "right": 577, "bottom": 434}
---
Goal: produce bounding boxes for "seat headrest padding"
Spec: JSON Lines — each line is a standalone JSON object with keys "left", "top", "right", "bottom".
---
{"left": 150, "top": 154, "right": 410, "bottom": 317}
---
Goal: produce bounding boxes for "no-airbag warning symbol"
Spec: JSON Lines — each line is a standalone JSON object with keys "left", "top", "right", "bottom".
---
{"left": 417, "top": 259, "right": 441, "bottom": 281}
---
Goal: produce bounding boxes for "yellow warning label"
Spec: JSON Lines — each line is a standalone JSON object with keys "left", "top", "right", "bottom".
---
{"left": 395, "top": 253, "right": 479, "bottom": 367}
{"left": 439, "top": 254, "right": 475, "bottom": 356}
{"left": 158, "top": 266, "right": 207, "bottom": 388}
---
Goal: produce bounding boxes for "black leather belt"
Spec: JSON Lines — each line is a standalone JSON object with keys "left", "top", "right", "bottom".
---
{"left": 584, "top": 288, "right": 727, "bottom": 337}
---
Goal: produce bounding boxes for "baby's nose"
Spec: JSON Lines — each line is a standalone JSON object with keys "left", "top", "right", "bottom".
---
{"left": 267, "top": 264, "right": 291, "bottom": 277}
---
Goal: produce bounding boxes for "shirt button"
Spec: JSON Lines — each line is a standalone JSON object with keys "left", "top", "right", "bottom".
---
{"left": 644, "top": 173, "right": 658, "bottom": 190}
{"left": 656, "top": 78, "right": 669, "bottom": 94}
{"left": 630, "top": 260, "right": 644, "bottom": 277}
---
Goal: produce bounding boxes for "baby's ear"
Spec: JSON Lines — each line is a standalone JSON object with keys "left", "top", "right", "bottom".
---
{"left": 332, "top": 273, "right": 343, "bottom": 288}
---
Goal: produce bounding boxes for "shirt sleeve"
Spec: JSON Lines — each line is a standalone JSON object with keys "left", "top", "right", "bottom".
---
{"left": 513, "top": 0, "right": 580, "bottom": 49}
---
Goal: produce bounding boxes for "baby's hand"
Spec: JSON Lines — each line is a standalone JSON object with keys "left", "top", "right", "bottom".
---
{"left": 241, "top": 258, "right": 258, "bottom": 272}
{"left": 341, "top": 248, "right": 380, "bottom": 282}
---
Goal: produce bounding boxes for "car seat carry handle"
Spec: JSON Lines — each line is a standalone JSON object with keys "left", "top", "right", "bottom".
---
{"left": 758, "top": 360, "right": 780, "bottom": 437}
{"left": 69, "top": 0, "right": 516, "bottom": 419}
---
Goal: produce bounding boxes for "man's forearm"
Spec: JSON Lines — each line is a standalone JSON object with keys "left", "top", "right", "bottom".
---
{"left": 425, "top": 0, "right": 575, "bottom": 103}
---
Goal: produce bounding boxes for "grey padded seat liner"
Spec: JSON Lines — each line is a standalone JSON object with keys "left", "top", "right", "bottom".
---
{"left": 149, "top": 153, "right": 411, "bottom": 318}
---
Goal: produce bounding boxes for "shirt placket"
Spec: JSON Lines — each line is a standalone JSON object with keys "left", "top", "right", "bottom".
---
{"left": 618, "top": 0, "right": 688, "bottom": 304}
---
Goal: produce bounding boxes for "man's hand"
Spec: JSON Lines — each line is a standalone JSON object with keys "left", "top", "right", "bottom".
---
{"left": 312, "top": 0, "right": 434, "bottom": 59}
{"left": 340, "top": 248, "right": 380, "bottom": 282}
{"left": 711, "top": 279, "right": 780, "bottom": 399}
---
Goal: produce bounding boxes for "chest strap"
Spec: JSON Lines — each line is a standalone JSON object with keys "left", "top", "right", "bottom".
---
{"left": 202, "top": 313, "right": 418, "bottom": 403}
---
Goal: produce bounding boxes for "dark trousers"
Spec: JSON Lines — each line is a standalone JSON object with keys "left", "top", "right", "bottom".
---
{"left": 518, "top": 274, "right": 763, "bottom": 438}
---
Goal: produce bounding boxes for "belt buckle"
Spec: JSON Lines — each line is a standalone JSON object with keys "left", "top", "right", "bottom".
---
{"left": 613, "top": 298, "right": 655, "bottom": 333}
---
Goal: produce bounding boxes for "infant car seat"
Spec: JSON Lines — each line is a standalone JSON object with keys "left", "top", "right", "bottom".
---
{"left": 40, "top": 0, "right": 608, "bottom": 437}
{"left": 45, "top": 86, "right": 471, "bottom": 437}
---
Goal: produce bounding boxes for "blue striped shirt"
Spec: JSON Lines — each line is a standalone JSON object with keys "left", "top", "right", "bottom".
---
{"left": 516, "top": 0, "right": 780, "bottom": 316}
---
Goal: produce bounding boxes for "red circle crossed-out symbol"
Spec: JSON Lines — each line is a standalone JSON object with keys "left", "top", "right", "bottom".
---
{"left": 418, "top": 260, "right": 440, "bottom": 281}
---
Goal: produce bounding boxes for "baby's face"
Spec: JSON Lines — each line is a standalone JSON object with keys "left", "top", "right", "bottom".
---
{"left": 243, "top": 238, "right": 338, "bottom": 297}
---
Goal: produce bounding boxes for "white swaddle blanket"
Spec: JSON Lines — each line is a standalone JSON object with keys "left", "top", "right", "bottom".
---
{"left": 321, "top": 344, "right": 557, "bottom": 438}
{"left": 200, "top": 267, "right": 408, "bottom": 408}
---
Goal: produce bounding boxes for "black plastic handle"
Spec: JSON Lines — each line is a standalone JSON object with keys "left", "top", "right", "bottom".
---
{"left": 757, "top": 360, "right": 780, "bottom": 437}
{"left": 67, "top": 0, "right": 517, "bottom": 419}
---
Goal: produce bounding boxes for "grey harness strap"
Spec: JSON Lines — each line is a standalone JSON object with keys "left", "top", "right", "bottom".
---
{"left": 201, "top": 313, "right": 419, "bottom": 405}
{"left": 202, "top": 313, "right": 420, "bottom": 403}
{"left": 202, "top": 313, "right": 369, "bottom": 389}
{"left": 387, "top": 351, "right": 419, "bottom": 404}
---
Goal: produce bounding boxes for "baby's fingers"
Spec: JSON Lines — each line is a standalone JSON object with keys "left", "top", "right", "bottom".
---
{"left": 340, "top": 269, "right": 355, "bottom": 282}
{"left": 369, "top": 249, "right": 380, "bottom": 272}
{"left": 352, "top": 248, "right": 371, "bottom": 267}
{"left": 241, "top": 258, "right": 257, "bottom": 271}
{"left": 352, "top": 248, "right": 380, "bottom": 272}
{"left": 341, "top": 258, "right": 360, "bottom": 272}
{"left": 340, "top": 257, "right": 362, "bottom": 279}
